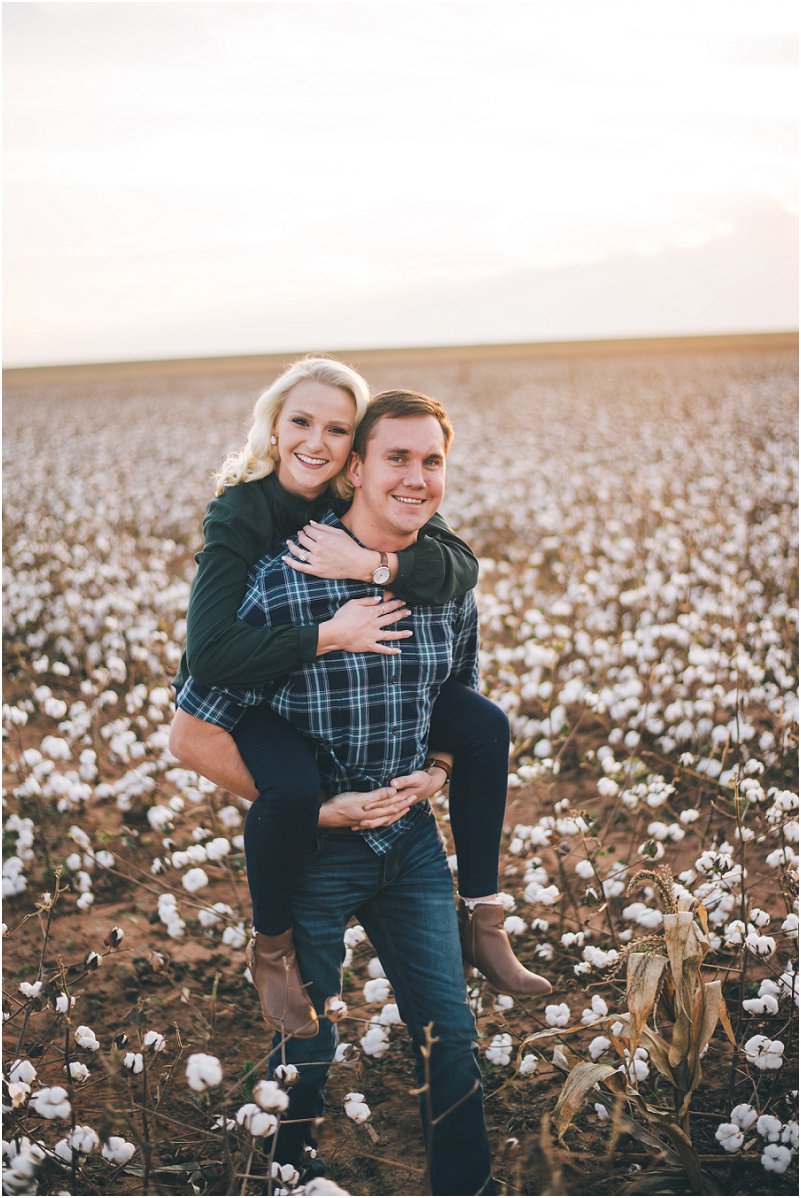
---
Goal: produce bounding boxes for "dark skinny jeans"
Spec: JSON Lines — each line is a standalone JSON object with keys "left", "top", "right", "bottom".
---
{"left": 233, "top": 678, "right": 510, "bottom": 935}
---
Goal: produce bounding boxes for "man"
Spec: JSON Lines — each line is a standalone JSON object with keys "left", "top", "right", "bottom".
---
{"left": 184, "top": 392, "right": 495, "bottom": 1194}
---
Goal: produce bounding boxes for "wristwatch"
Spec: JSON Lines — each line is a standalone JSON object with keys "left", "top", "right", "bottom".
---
{"left": 371, "top": 551, "right": 391, "bottom": 585}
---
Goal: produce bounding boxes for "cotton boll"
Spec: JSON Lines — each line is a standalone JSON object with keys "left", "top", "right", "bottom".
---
{"left": 29, "top": 1086, "right": 71, "bottom": 1119}
{"left": 360, "top": 1023, "right": 389, "bottom": 1058}
{"left": 744, "top": 1035, "right": 784, "bottom": 1070}
{"left": 379, "top": 1002, "right": 403, "bottom": 1025}
{"left": 581, "top": 995, "right": 608, "bottom": 1024}
{"left": 756, "top": 1115, "right": 782, "bottom": 1142}
{"left": 185, "top": 1053, "right": 222, "bottom": 1091}
{"left": 237, "top": 1103, "right": 278, "bottom": 1137}
{"left": 545, "top": 1003, "right": 570, "bottom": 1028}
{"left": 715, "top": 1123, "right": 744, "bottom": 1153}
{"left": 69, "top": 1125, "right": 100, "bottom": 1155}
{"left": 74, "top": 1025, "right": 100, "bottom": 1051}
{"left": 589, "top": 1036, "right": 611, "bottom": 1061}
{"left": 363, "top": 978, "right": 391, "bottom": 1004}
{"left": 344, "top": 1092, "right": 371, "bottom": 1122}
{"left": 102, "top": 1136, "right": 136, "bottom": 1164}
{"left": 182, "top": 867, "right": 209, "bottom": 893}
{"left": 343, "top": 924, "right": 366, "bottom": 949}
{"left": 730, "top": 1104, "right": 758, "bottom": 1131}
{"left": 762, "top": 1144, "right": 792, "bottom": 1174}
{"left": 485, "top": 1033, "right": 513, "bottom": 1066}
{"left": 251, "top": 1079, "right": 289, "bottom": 1114}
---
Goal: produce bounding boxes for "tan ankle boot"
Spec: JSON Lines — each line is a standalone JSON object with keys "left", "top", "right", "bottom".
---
{"left": 246, "top": 930, "right": 319, "bottom": 1038}
{"left": 459, "top": 900, "right": 552, "bottom": 997}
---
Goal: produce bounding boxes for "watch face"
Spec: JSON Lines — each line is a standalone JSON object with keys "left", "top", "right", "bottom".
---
{"left": 372, "top": 566, "right": 391, "bottom": 585}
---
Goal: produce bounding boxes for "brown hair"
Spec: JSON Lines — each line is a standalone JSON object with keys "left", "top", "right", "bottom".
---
{"left": 353, "top": 390, "right": 454, "bottom": 457}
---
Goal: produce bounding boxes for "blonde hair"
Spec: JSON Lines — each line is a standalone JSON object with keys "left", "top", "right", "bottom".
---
{"left": 215, "top": 356, "right": 371, "bottom": 498}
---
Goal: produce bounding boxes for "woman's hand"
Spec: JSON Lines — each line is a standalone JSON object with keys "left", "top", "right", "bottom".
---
{"left": 319, "top": 786, "right": 415, "bottom": 831}
{"left": 317, "top": 595, "right": 412, "bottom": 657}
{"left": 284, "top": 522, "right": 395, "bottom": 583}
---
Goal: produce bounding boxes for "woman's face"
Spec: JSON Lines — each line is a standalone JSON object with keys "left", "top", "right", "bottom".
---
{"left": 272, "top": 380, "right": 357, "bottom": 499}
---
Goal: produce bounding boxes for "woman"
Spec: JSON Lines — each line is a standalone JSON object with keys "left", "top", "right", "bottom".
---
{"left": 170, "top": 356, "right": 549, "bottom": 1035}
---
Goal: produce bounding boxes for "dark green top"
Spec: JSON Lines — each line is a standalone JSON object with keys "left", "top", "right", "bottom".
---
{"left": 173, "top": 472, "right": 478, "bottom": 692}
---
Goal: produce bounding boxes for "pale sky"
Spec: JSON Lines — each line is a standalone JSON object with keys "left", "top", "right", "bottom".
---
{"left": 3, "top": 0, "right": 798, "bottom": 367}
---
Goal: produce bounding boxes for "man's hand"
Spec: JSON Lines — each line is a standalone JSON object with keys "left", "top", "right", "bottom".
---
{"left": 284, "top": 522, "right": 396, "bottom": 583}
{"left": 389, "top": 766, "right": 448, "bottom": 807}
{"left": 319, "top": 786, "right": 415, "bottom": 831}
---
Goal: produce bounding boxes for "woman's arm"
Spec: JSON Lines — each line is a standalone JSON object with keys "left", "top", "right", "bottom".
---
{"left": 184, "top": 486, "right": 411, "bottom": 689}
{"left": 393, "top": 513, "right": 479, "bottom": 603}
{"left": 284, "top": 512, "right": 479, "bottom": 605}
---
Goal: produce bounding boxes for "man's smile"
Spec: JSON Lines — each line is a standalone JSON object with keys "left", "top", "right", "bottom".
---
{"left": 392, "top": 495, "right": 424, "bottom": 505}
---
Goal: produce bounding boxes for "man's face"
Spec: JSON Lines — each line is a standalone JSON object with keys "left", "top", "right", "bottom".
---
{"left": 348, "top": 414, "right": 446, "bottom": 542}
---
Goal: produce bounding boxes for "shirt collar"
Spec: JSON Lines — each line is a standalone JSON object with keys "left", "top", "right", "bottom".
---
{"left": 263, "top": 471, "right": 330, "bottom": 524}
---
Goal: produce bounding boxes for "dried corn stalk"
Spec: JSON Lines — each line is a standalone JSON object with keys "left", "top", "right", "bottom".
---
{"left": 524, "top": 870, "right": 735, "bottom": 1193}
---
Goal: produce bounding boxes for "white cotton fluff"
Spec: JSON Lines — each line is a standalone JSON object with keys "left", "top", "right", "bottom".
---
{"left": 29, "top": 1086, "right": 71, "bottom": 1119}
{"left": 715, "top": 1123, "right": 744, "bottom": 1153}
{"left": 74, "top": 1025, "right": 100, "bottom": 1051}
{"left": 253, "top": 1079, "right": 289, "bottom": 1113}
{"left": 581, "top": 995, "right": 608, "bottom": 1024}
{"left": 762, "top": 1144, "right": 792, "bottom": 1174}
{"left": 360, "top": 1023, "right": 389, "bottom": 1058}
{"left": 485, "top": 1034, "right": 513, "bottom": 1066}
{"left": 363, "top": 978, "right": 391, "bottom": 1004}
{"left": 744, "top": 1035, "right": 785, "bottom": 1070}
{"left": 237, "top": 1103, "right": 278, "bottom": 1137}
{"left": 589, "top": 1036, "right": 611, "bottom": 1061}
{"left": 182, "top": 867, "right": 209, "bottom": 893}
{"left": 756, "top": 1115, "right": 782, "bottom": 1142}
{"left": 545, "top": 1003, "right": 570, "bottom": 1027}
{"left": 344, "top": 1092, "right": 371, "bottom": 1122}
{"left": 102, "top": 1136, "right": 136, "bottom": 1164}
{"left": 185, "top": 1053, "right": 222, "bottom": 1091}
{"left": 730, "top": 1104, "right": 757, "bottom": 1131}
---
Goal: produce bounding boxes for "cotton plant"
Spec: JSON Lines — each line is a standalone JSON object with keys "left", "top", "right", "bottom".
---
{"left": 2, "top": 345, "right": 798, "bottom": 1195}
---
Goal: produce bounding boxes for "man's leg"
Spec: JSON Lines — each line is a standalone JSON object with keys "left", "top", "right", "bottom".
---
{"left": 269, "top": 833, "right": 380, "bottom": 1167}
{"left": 358, "top": 813, "right": 494, "bottom": 1196}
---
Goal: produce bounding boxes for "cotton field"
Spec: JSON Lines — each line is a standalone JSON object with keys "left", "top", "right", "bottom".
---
{"left": 2, "top": 341, "right": 798, "bottom": 1196}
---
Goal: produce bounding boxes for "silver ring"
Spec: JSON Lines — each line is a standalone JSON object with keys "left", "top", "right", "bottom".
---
{"left": 298, "top": 550, "right": 308, "bottom": 563}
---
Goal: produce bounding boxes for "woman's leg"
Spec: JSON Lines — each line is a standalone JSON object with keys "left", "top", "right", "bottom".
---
{"left": 427, "top": 679, "right": 509, "bottom": 899}
{"left": 232, "top": 704, "right": 323, "bottom": 936}
{"left": 428, "top": 681, "right": 551, "bottom": 998}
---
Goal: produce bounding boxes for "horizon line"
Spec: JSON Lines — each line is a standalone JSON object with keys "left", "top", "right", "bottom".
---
{"left": 3, "top": 328, "right": 797, "bottom": 384}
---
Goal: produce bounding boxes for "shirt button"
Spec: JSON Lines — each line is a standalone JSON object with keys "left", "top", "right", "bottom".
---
{"left": 391, "top": 675, "right": 397, "bottom": 683}
{"left": 392, "top": 727, "right": 398, "bottom": 734}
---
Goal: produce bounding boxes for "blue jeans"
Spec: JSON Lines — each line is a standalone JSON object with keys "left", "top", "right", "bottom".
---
{"left": 270, "top": 811, "right": 493, "bottom": 1196}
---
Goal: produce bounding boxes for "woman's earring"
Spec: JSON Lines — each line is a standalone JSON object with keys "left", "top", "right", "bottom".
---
{"left": 270, "top": 434, "right": 278, "bottom": 446}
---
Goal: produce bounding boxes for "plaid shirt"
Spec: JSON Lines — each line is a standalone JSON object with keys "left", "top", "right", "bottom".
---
{"left": 178, "top": 510, "right": 480, "bottom": 853}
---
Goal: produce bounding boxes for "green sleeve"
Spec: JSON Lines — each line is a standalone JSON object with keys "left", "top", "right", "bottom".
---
{"left": 184, "top": 485, "right": 318, "bottom": 688}
{"left": 391, "top": 512, "right": 479, "bottom": 603}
